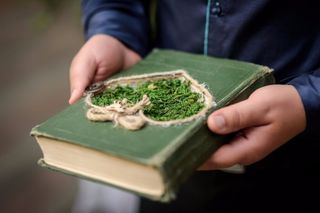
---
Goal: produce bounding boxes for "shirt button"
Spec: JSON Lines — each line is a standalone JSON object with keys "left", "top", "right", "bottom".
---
{"left": 212, "top": 2, "right": 222, "bottom": 16}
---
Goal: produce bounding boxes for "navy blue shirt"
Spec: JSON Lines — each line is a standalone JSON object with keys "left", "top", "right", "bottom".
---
{"left": 82, "top": 0, "right": 320, "bottom": 168}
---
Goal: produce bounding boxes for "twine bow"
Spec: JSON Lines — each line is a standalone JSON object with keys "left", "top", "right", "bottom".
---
{"left": 85, "top": 94, "right": 151, "bottom": 130}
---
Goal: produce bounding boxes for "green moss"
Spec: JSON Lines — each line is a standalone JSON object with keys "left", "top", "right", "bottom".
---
{"left": 92, "top": 79, "right": 205, "bottom": 121}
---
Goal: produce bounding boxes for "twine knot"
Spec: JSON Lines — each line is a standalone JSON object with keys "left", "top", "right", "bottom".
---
{"left": 86, "top": 94, "right": 151, "bottom": 130}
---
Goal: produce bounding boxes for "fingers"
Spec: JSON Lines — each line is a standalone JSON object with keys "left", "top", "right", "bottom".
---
{"left": 204, "top": 90, "right": 273, "bottom": 169}
{"left": 203, "top": 85, "right": 307, "bottom": 170}
{"left": 69, "top": 50, "right": 97, "bottom": 104}
{"left": 207, "top": 97, "right": 270, "bottom": 134}
{"left": 68, "top": 35, "right": 142, "bottom": 105}
{"left": 204, "top": 125, "right": 276, "bottom": 169}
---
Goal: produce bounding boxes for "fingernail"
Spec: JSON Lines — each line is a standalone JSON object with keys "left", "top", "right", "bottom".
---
{"left": 213, "top": 115, "right": 225, "bottom": 129}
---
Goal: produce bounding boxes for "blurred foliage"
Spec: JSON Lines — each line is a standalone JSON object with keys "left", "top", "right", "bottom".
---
{"left": 30, "top": 0, "right": 80, "bottom": 31}
{"left": 37, "top": 0, "right": 66, "bottom": 13}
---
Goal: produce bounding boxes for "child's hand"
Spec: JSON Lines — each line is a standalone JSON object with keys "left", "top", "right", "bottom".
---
{"left": 201, "top": 85, "right": 306, "bottom": 170}
{"left": 69, "top": 34, "right": 141, "bottom": 104}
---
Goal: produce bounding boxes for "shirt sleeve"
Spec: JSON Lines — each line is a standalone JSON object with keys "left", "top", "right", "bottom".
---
{"left": 288, "top": 68, "right": 320, "bottom": 137}
{"left": 81, "top": 0, "right": 151, "bottom": 57}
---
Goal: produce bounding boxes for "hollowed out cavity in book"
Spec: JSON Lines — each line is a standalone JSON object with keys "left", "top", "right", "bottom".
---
{"left": 91, "top": 77, "right": 206, "bottom": 121}
{"left": 85, "top": 71, "right": 214, "bottom": 129}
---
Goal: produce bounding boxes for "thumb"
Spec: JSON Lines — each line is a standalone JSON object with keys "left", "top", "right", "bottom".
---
{"left": 207, "top": 98, "right": 268, "bottom": 134}
{"left": 69, "top": 52, "right": 96, "bottom": 104}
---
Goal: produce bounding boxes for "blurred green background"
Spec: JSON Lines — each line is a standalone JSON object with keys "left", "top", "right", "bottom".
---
{"left": 0, "top": 0, "right": 82, "bottom": 212}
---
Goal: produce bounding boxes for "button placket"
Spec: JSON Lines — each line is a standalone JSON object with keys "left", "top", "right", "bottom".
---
{"left": 212, "top": 1, "right": 222, "bottom": 17}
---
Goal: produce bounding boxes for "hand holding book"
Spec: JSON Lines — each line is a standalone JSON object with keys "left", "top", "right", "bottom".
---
{"left": 32, "top": 49, "right": 275, "bottom": 201}
{"left": 69, "top": 34, "right": 141, "bottom": 104}
{"left": 201, "top": 84, "right": 306, "bottom": 170}
{"left": 69, "top": 35, "right": 305, "bottom": 172}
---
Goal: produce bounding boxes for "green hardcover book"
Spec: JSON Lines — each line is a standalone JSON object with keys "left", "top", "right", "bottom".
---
{"left": 31, "top": 49, "right": 274, "bottom": 202}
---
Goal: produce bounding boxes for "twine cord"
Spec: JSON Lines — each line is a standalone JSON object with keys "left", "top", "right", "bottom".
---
{"left": 86, "top": 94, "right": 151, "bottom": 130}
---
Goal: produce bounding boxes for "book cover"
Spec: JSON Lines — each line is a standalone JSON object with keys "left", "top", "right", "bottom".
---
{"left": 31, "top": 49, "right": 274, "bottom": 202}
